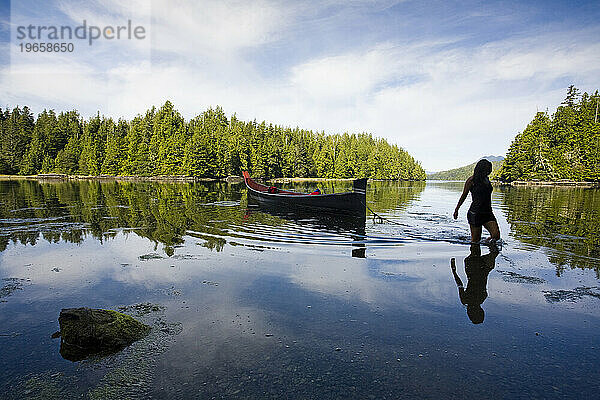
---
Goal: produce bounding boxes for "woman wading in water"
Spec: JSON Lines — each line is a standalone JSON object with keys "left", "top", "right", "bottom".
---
{"left": 453, "top": 159, "right": 500, "bottom": 243}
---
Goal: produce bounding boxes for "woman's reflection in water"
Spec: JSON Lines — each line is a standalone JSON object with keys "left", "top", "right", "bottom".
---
{"left": 451, "top": 244, "right": 499, "bottom": 324}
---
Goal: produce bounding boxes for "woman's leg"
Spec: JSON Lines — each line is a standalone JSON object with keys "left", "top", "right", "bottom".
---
{"left": 470, "top": 224, "right": 482, "bottom": 243}
{"left": 483, "top": 220, "right": 500, "bottom": 240}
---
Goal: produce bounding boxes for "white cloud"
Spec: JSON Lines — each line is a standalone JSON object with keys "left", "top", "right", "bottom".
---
{"left": 290, "top": 44, "right": 398, "bottom": 99}
{"left": 281, "top": 31, "right": 600, "bottom": 170}
{"left": 150, "top": 0, "right": 287, "bottom": 57}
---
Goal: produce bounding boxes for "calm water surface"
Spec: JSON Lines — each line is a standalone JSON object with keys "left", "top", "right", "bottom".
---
{"left": 0, "top": 179, "right": 599, "bottom": 399}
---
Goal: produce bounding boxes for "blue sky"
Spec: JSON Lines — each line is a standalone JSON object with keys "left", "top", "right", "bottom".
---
{"left": 1, "top": 0, "right": 599, "bottom": 171}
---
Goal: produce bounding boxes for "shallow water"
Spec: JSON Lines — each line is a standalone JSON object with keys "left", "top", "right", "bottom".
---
{"left": 0, "top": 179, "right": 599, "bottom": 399}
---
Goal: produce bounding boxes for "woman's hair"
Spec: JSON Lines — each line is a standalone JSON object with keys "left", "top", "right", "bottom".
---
{"left": 473, "top": 159, "right": 492, "bottom": 184}
{"left": 467, "top": 304, "right": 485, "bottom": 324}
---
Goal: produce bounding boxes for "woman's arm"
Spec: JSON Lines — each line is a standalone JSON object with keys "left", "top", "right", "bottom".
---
{"left": 451, "top": 258, "right": 463, "bottom": 288}
{"left": 451, "top": 258, "right": 467, "bottom": 305}
{"left": 453, "top": 176, "right": 472, "bottom": 219}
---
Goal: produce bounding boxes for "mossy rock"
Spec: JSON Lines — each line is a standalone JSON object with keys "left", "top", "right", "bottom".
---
{"left": 57, "top": 307, "right": 150, "bottom": 361}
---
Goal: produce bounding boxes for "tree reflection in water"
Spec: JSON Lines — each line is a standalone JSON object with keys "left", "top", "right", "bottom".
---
{"left": 0, "top": 179, "right": 425, "bottom": 257}
{"left": 499, "top": 185, "right": 600, "bottom": 276}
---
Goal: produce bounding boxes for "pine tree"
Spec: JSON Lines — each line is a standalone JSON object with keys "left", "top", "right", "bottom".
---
{"left": 150, "top": 101, "right": 187, "bottom": 175}
{"left": 562, "top": 85, "right": 581, "bottom": 108}
{"left": 53, "top": 111, "right": 83, "bottom": 174}
{"left": 123, "top": 109, "right": 154, "bottom": 176}
{"left": 0, "top": 106, "right": 34, "bottom": 174}
{"left": 79, "top": 114, "right": 104, "bottom": 175}
{"left": 184, "top": 114, "right": 215, "bottom": 177}
{"left": 102, "top": 119, "right": 128, "bottom": 175}
{"left": 227, "top": 115, "right": 249, "bottom": 175}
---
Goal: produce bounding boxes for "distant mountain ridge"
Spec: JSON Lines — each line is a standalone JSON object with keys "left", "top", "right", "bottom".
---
{"left": 481, "top": 155, "right": 504, "bottom": 163}
{"left": 427, "top": 156, "right": 504, "bottom": 180}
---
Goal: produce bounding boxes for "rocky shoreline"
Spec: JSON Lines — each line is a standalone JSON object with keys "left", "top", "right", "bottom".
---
{"left": 497, "top": 180, "right": 600, "bottom": 187}
{"left": 0, "top": 174, "right": 245, "bottom": 183}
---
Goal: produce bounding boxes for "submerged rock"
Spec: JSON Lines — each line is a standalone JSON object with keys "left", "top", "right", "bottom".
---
{"left": 117, "top": 303, "right": 165, "bottom": 316}
{"left": 56, "top": 307, "right": 150, "bottom": 361}
{"left": 497, "top": 270, "right": 545, "bottom": 284}
{"left": 1, "top": 278, "right": 27, "bottom": 300}
{"left": 543, "top": 286, "right": 600, "bottom": 303}
{"left": 138, "top": 253, "right": 163, "bottom": 261}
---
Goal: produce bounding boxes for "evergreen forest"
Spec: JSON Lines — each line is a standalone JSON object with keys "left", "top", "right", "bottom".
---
{"left": 0, "top": 102, "right": 425, "bottom": 180}
{"left": 496, "top": 86, "right": 600, "bottom": 182}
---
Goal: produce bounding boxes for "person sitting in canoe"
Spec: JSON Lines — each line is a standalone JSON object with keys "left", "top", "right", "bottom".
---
{"left": 453, "top": 159, "right": 500, "bottom": 244}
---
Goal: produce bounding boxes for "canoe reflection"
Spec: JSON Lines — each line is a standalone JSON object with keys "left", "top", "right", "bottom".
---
{"left": 244, "top": 203, "right": 367, "bottom": 258}
{"left": 451, "top": 244, "right": 499, "bottom": 324}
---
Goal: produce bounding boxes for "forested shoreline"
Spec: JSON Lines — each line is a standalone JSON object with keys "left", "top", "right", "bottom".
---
{"left": 496, "top": 86, "right": 600, "bottom": 182}
{"left": 0, "top": 102, "right": 425, "bottom": 180}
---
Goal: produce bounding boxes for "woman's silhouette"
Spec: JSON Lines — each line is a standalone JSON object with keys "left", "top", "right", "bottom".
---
{"left": 453, "top": 159, "right": 500, "bottom": 243}
{"left": 451, "top": 244, "right": 499, "bottom": 324}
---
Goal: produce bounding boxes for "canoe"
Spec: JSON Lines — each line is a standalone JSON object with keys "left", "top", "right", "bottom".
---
{"left": 242, "top": 171, "right": 366, "bottom": 215}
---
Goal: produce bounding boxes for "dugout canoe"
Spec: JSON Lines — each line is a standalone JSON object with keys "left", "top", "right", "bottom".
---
{"left": 242, "top": 171, "right": 366, "bottom": 215}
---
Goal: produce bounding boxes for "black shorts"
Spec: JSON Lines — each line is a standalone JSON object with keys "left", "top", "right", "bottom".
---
{"left": 467, "top": 210, "right": 496, "bottom": 227}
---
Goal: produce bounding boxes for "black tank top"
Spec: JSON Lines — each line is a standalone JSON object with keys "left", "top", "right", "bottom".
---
{"left": 469, "top": 178, "right": 493, "bottom": 214}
